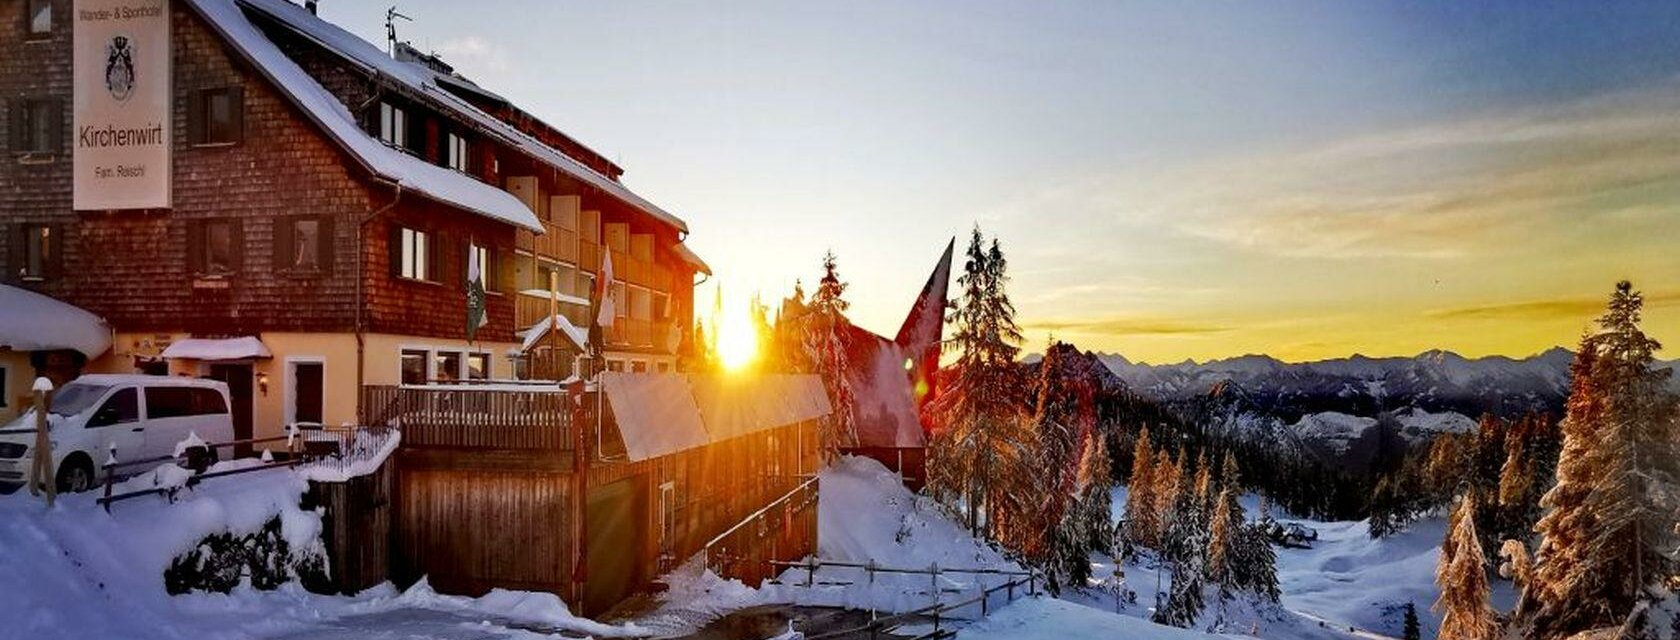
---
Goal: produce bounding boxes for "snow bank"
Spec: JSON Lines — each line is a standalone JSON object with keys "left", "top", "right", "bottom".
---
{"left": 0, "top": 466, "right": 323, "bottom": 639}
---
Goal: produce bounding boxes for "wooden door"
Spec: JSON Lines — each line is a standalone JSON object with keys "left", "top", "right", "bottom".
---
{"left": 584, "top": 477, "right": 644, "bottom": 615}
{"left": 207, "top": 364, "right": 253, "bottom": 458}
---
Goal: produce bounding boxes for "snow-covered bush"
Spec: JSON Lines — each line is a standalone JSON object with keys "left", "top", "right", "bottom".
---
{"left": 163, "top": 515, "right": 329, "bottom": 595}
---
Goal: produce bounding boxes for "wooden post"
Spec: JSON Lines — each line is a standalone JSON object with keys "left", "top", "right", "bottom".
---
{"left": 29, "top": 378, "right": 54, "bottom": 507}
{"left": 804, "top": 556, "right": 815, "bottom": 588}
{"left": 980, "top": 576, "right": 988, "bottom": 617}
{"left": 101, "top": 443, "right": 116, "bottom": 513}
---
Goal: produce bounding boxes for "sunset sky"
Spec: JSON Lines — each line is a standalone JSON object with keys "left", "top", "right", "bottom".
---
{"left": 324, "top": 1, "right": 1680, "bottom": 363}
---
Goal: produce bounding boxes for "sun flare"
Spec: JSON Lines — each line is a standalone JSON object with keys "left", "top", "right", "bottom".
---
{"left": 714, "top": 295, "right": 761, "bottom": 372}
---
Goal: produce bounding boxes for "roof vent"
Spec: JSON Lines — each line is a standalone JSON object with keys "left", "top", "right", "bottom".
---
{"left": 304, "top": 0, "right": 317, "bottom": 15}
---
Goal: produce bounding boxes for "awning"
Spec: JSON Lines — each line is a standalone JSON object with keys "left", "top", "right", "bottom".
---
{"left": 673, "top": 242, "right": 711, "bottom": 276}
{"left": 600, "top": 373, "right": 711, "bottom": 461}
{"left": 520, "top": 314, "right": 588, "bottom": 353}
{"left": 0, "top": 284, "right": 112, "bottom": 358}
{"left": 160, "top": 337, "right": 272, "bottom": 361}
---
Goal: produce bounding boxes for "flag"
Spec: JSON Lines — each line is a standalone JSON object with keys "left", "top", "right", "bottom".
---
{"left": 466, "top": 246, "right": 488, "bottom": 341}
{"left": 594, "top": 250, "right": 615, "bottom": 328}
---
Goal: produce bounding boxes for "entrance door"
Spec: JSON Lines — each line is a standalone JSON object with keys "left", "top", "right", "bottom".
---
{"left": 207, "top": 364, "right": 253, "bottom": 458}
{"left": 584, "top": 477, "right": 644, "bottom": 615}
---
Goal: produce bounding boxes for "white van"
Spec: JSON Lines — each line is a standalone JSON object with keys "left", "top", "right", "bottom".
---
{"left": 0, "top": 374, "right": 235, "bottom": 493}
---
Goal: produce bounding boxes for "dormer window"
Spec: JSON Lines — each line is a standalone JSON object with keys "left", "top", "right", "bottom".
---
{"left": 445, "top": 132, "right": 468, "bottom": 173}
{"left": 378, "top": 102, "right": 407, "bottom": 148}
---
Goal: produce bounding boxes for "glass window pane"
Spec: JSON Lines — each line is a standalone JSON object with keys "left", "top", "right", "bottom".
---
{"left": 434, "top": 352, "right": 461, "bottom": 382}
{"left": 28, "top": 0, "right": 50, "bottom": 34}
{"left": 467, "top": 353, "right": 489, "bottom": 380}
{"left": 400, "top": 350, "right": 427, "bottom": 385}
{"left": 292, "top": 219, "right": 319, "bottom": 269}
{"left": 207, "top": 222, "right": 233, "bottom": 273}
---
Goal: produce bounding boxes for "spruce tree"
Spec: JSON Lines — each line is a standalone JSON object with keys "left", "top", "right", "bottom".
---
{"left": 1436, "top": 493, "right": 1499, "bottom": 640}
{"left": 1527, "top": 282, "right": 1680, "bottom": 638}
{"left": 1207, "top": 485, "right": 1240, "bottom": 592}
{"left": 1124, "top": 427, "right": 1159, "bottom": 552}
{"left": 926, "top": 227, "right": 1030, "bottom": 538}
{"left": 1402, "top": 602, "right": 1422, "bottom": 640}
{"left": 803, "top": 250, "right": 856, "bottom": 458}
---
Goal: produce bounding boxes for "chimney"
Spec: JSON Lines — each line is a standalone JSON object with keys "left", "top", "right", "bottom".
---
{"left": 304, "top": 0, "right": 318, "bottom": 15}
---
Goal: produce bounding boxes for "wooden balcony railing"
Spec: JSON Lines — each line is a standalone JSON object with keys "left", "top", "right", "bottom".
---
{"left": 359, "top": 385, "right": 576, "bottom": 450}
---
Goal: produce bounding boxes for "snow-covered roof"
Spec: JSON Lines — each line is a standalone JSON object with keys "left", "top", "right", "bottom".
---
{"left": 160, "top": 336, "right": 273, "bottom": 361}
{"left": 0, "top": 284, "right": 111, "bottom": 358}
{"left": 185, "top": 0, "right": 542, "bottom": 232}
{"left": 673, "top": 242, "right": 711, "bottom": 275}
{"left": 600, "top": 373, "right": 710, "bottom": 461}
{"left": 72, "top": 374, "right": 230, "bottom": 389}
{"left": 520, "top": 314, "right": 588, "bottom": 353}
{"left": 230, "top": 0, "right": 689, "bottom": 234}
{"left": 691, "top": 374, "right": 832, "bottom": 441}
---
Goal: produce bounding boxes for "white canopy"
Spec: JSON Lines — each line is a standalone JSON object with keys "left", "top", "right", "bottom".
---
{"left": 520, "top": 314, "right": 588, "bottom": 353}
{"left": 0, "top": 285, "right": 112, "bottom": 358}
{"left": 160, "top": 337, "right": 272, "bottom": 361}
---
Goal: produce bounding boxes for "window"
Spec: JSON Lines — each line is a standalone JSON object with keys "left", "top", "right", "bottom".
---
{"left": 9, "top": 99, "right": 61, "bottom": 155}
{"left": 17, "top": 224, "right": 53, "bottom": 279}
{"left": 190, "top": 88, "right": 243, "bottom": 145}
{"left": 192, "top": 388, "right": 228, "bottom": 415}
{"left": 656, "top": 362, "right": 670, "bottom": 373}
{"left": 469, "top": 243, "right": 493, "bottom": 288}
{"left": 396, "top": 227, "right": 429, "bottom": 281}
{"left": 631, "top": 360, "right": 647, "bottom": 373}
{"left": 190, "top": 219, "right": 239, "bottom": 276}
{"left": 444, "top": 132, "right": 468, "bottom": 172}
{"left": 434, "top": 351, "right": 462, "bottom": 382}
{"left": 466, "top": 353, "right": 489, "bottom": 380}
{"left": 26, "top": 0, "right": 50, "bottom": 38}
{"left": 278, "top": 217, "right": 331, "bottom": 272}
{"left": 399, "top": 349, "right": 427, "bottom": 385}
{"left": 88, "top": 389, "right": 140, "bottom": 428}
{"left": 144, "top": 387, "right": 193, "bottom": 419}
{"left": 606, "top": 359, "right": 624, "bottom": 373}
{"left": 378, "top": 102, "right": 406, "bottom": 148}
{"left": 658, "top": 482, "right": 676, "bottom": 556}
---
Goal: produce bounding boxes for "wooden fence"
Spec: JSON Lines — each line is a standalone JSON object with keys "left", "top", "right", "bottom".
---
{"left": 360, "top": 385, "right": 574, "bottom": 450}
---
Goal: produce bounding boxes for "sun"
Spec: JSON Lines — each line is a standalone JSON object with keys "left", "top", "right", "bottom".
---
{"left": 714, "top": 299, "right": 760, "bottom": 372}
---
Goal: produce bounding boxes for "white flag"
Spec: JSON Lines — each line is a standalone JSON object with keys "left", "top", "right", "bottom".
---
{"left": 595, "top": 250, "right": 615, "bottom": 328}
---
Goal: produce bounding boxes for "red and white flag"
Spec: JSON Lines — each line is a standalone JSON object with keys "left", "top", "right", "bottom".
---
{"left": 594, "top": 250, "right": 615, "bottom": 327}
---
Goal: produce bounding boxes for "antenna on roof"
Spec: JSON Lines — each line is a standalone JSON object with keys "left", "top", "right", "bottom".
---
{"left": 384, "top": 6, "right": 412, "bottom": 56}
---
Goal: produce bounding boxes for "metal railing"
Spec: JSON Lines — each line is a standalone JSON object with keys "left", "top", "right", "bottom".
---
{"left": 700, "top": 474, "right": 820, "bottom": 584}
{"left": 769, "top": 560, "right": 1038, "bottom": 640}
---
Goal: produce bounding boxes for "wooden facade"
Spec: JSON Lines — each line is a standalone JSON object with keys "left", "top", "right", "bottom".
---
{"left": 362, "top": 384, "right": 820, "bottom": 616}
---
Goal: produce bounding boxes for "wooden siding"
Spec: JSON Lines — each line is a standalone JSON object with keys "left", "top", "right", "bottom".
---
{"left": 394, "top": 465, "right": 573, "bottom": 595}
{"left": 311, "top": 458, "right": 394, "bottom": 595}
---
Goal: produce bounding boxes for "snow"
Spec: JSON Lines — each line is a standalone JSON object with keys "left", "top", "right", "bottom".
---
{"left": 296, "top": 428, "right": 402, "bottom": 483}
{"left": 227, "top": 0, "right": 687, "bottom": 234}
{"left": 0, "top": 283, "right": 112, "bottom": 358}
{"left": 601, "top": 373, "right": 711, "bottom": 461}
{"left": 159, "top": 336, "right": 274, "bottom": 361}
{"left": 1391, "top": 408, "right": 1476, "bottom": 438}
{"left": 673, "top": 241, "right": 712, "bottom": 275}
{"left": 1291, "top": 412, "right": 1379, "bottom": 455}
{"left": 31, "top": 376, "right": 53, "bottom": 393}
{"left": 519, "top": 313, "right": 588, "bottom": 353}
{"left": 957, "top": 596, "right": 1225, "bottom": 640}
{"left": 173, "top": 431, "right": 208, "bottom": 458}
{"left": 185, "top": 0, "right": 544, "bottom": 233}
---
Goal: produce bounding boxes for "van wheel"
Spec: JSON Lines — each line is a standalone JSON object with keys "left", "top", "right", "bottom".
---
{"left": 56, "top": 456, "right": 95, "bottom": 494}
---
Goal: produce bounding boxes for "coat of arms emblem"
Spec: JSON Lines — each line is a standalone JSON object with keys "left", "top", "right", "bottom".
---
{"left": 105, "top": 36, "right": 136, "bottom": 101}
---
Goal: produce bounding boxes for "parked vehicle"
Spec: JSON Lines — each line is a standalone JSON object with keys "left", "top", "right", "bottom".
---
{"left": 0, "top": 375, "right": 234, "bottom": 493}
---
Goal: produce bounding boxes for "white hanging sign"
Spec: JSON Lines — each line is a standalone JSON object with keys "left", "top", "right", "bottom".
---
{"left": 73, "top": 0, "right": 171, "bottom": 210}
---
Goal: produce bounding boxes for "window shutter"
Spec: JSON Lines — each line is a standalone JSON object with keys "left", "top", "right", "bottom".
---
{"left": 187, "top": 90, "right": 205, "bottom": 145}
{"left": 45, "top": 224, "right": 63, "bottom": 278}
{"left": 388, "top": 224, "right": 403, "bottom": 278}
{"left": 429, "top": 232, "right": 450, "bottom": 285}
{"left": 47, "top": 99, "right": 63, "bottom": 153}
{"left": 228, "top": 220, "right": 244, "bottom": 273}
{"left": 7, "top": 224, "right": 24, "bottom": 279}
{"left": 186, "top": 220, "right": 205, "bottom": 274}
{"left": 316, "top": 216, "right": 335, "bottom": 273}
{"left": 227, "top": 86, "right": 244, "bottom": 144}
{"left": 272, "top": 217, "right": 293, "bottom": 271}
{"left": 497, "top": 248, "right": 515, "bottom": 293}
{"left": 6, "top": 100, "right": 22, "bottom": 154}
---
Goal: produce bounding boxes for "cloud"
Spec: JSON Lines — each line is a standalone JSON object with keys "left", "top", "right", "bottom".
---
{"left": 434, "top": 36, "right": 511, "bottom": 75}
{"left": 1426, "top": 290, "right": 1680, "bottom": 321}
{"left": 1024, "top": 317, "right": 1231, "bottom": 336}
{"left": 1100, "top": 81, "right": 1680, "bottom": 260}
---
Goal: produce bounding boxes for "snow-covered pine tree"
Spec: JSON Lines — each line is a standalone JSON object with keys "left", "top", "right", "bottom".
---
{"left": 926, "top": 227, "right": 1031, "bottom": 538}
{"left": 1500, "top": 539, "right": 1533, "bottom": 600}
{"left": 1402, "top": 602, "right": 1422, "bottom": 640}
{"left": 1078, "top": 436, "right": 1116, "bottom": 554}
{"left": 1527, "top": 282, "right": 1680, "bottom": 638}
{"left": 1436, "top": 492, "right": 1499, "bottom": 640}
{"left": 1123, "top": 427, "right": 1159, "bottom": 553}
{"left": 803, "top": 250, "right": 857, "bottom": 459}
{"left": 1155, "top": 509, "right": 1210, "bottom": 628}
